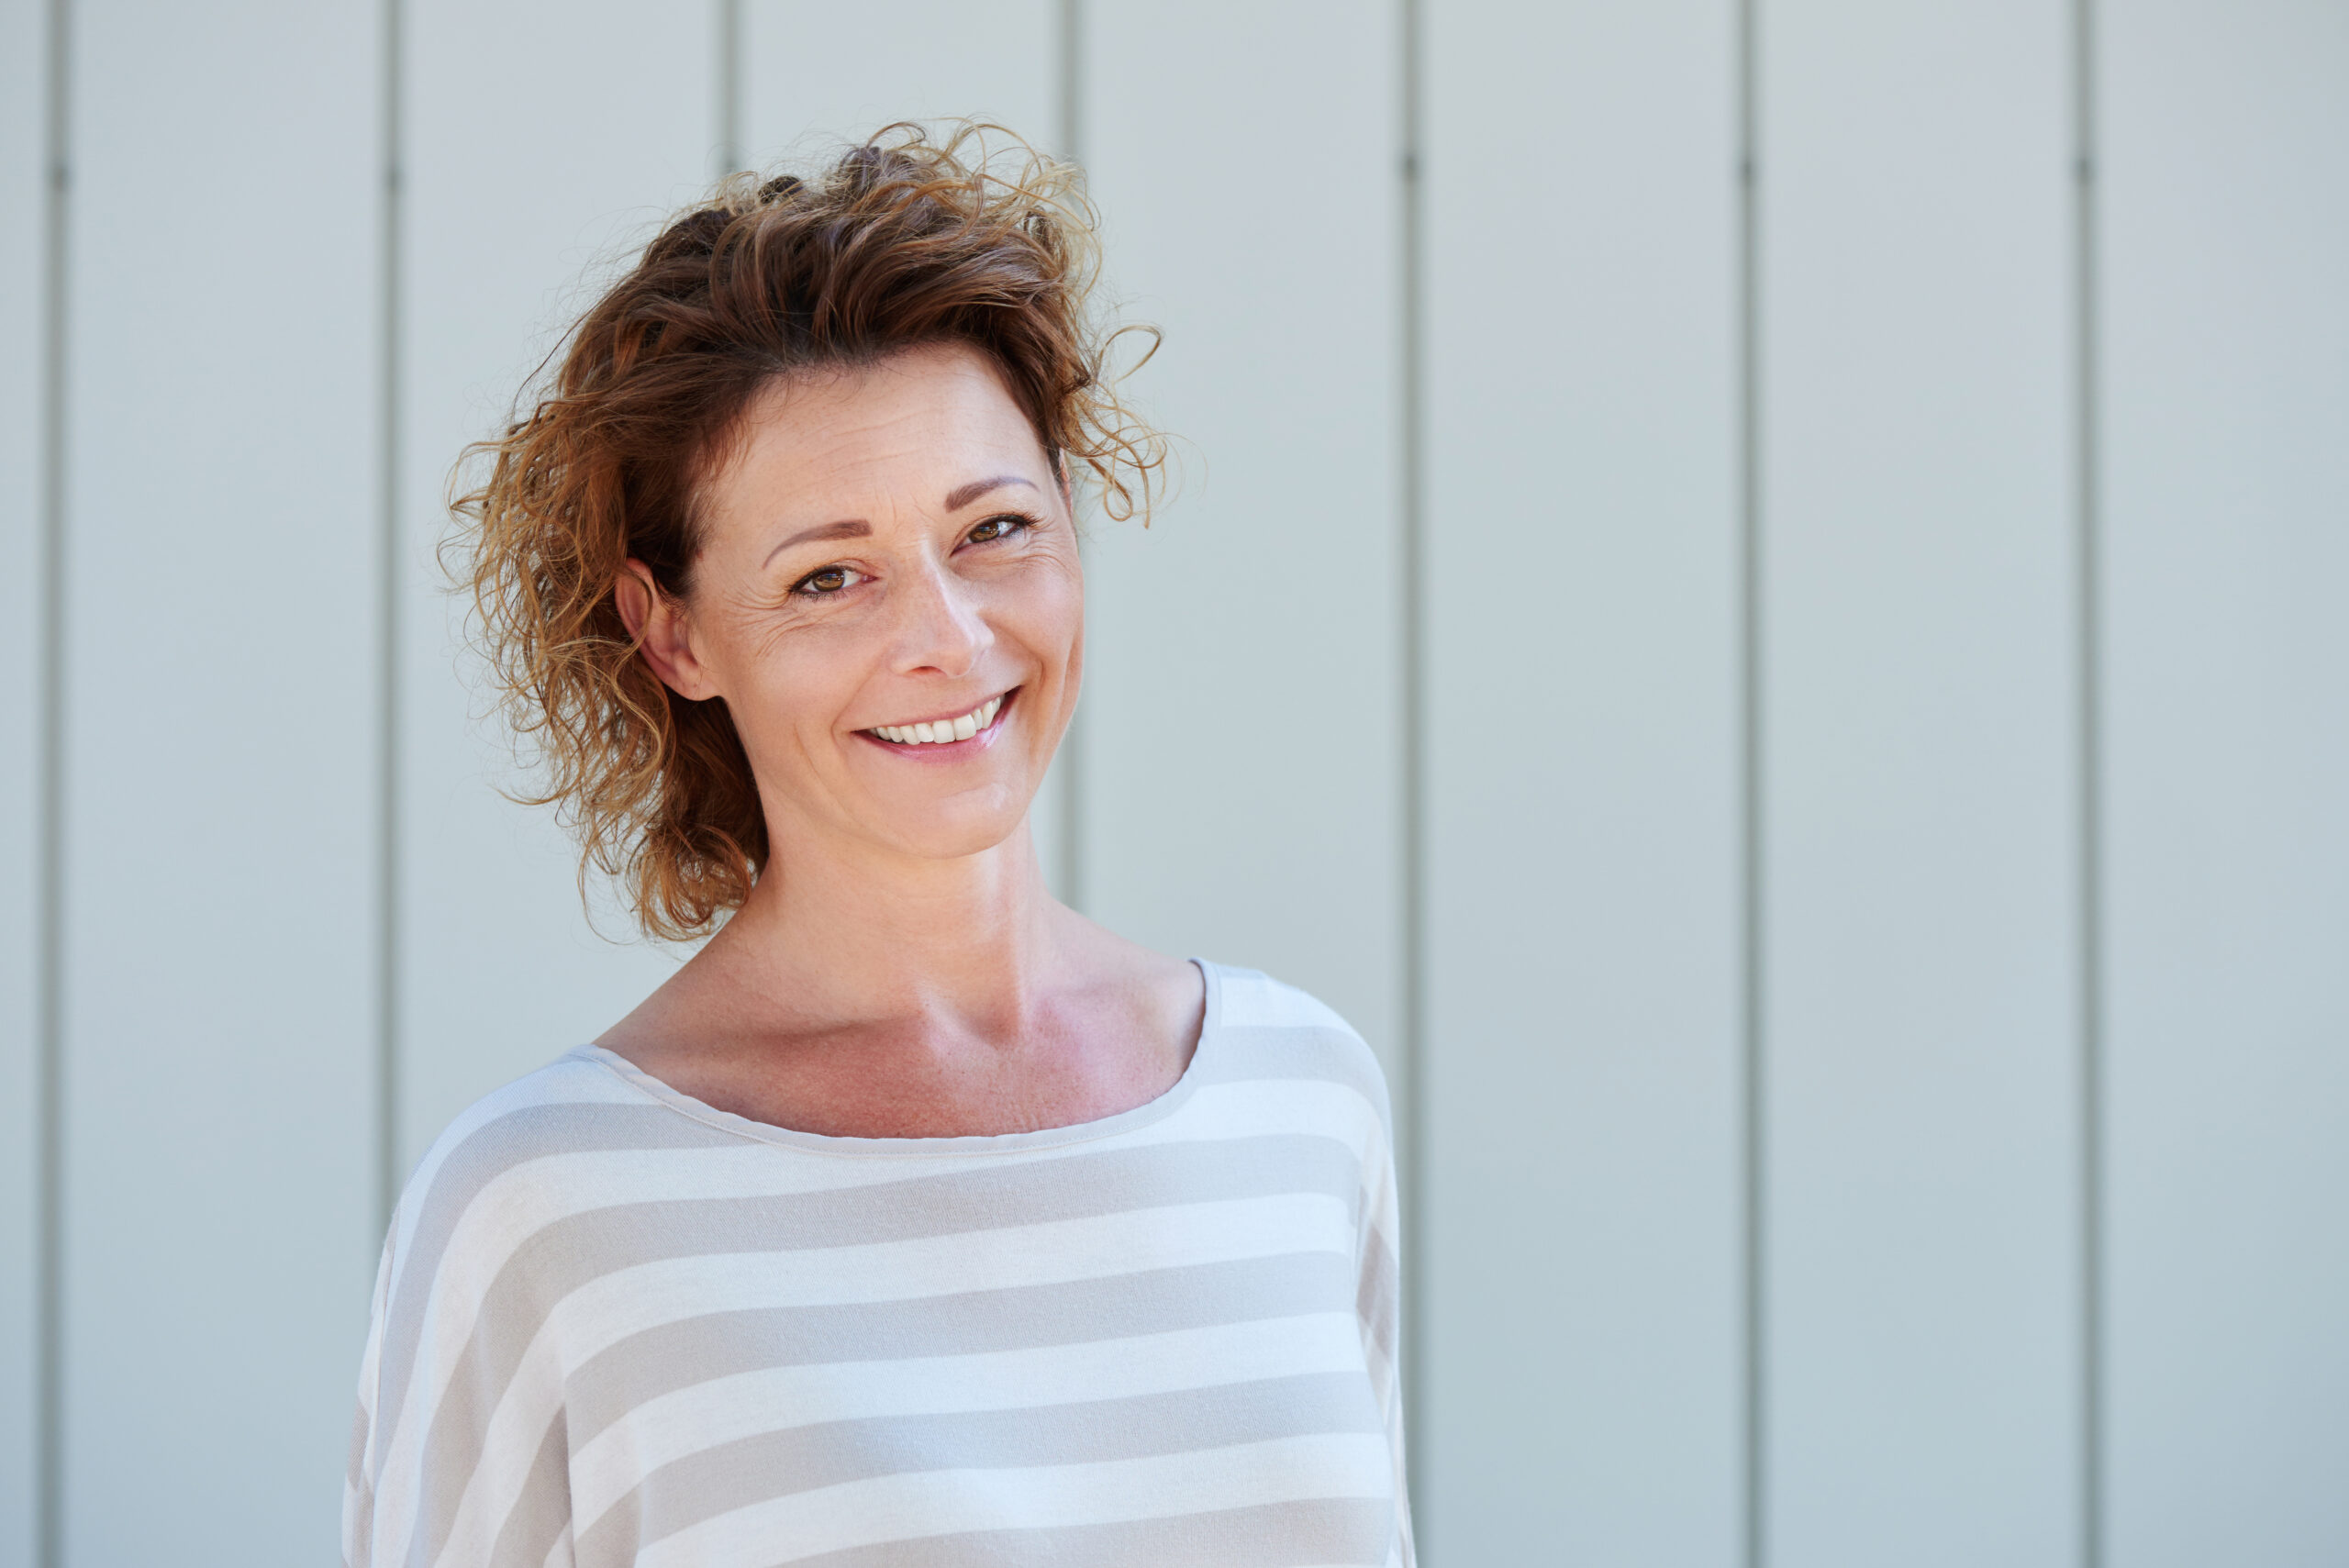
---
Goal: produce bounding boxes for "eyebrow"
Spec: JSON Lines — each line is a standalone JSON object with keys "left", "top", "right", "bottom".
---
{"left": 761, "top": 517, "right": 870, "bottom": 569}
{"left": 942, "top": 474, "right": 1037, "bottom": 512}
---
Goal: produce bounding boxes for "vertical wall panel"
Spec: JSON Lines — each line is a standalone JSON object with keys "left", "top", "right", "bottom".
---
{"left": 740, "top": 1, "right": 1066, "bottom": 895}
{"left": 1761, "top": 3, "right": 2080, "bottom": 1563}
{"left": 2102, "top": 2, "right": 2349, "bottom": 1561}
{"left": 1421, "top": 2, "right": 1742, "bottom": 1563}
{"left": 742, "top": 0, "right": 1055, "bottom": 157}
{"left": 61, "top": 3, "right": 380, "bottom": 1561}
{"left": 395, "top": 0, "right": 713, "bottom": 1176}
{"left": 1079, "top": 1, "right": 1406, "bottom": 1078}
{"left": 0, "top": 2, "right": 47, "bottom": 1561}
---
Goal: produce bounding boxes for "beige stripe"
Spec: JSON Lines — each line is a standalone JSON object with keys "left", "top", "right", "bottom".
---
{"left": 481, "top": 1410, "right": 569, "bottom": 1568}
{"left": 1357, "top": 1223, "right": 1399, "bottom": 1364}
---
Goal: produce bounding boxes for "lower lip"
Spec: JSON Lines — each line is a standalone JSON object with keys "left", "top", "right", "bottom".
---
{"left": 859, "top": 689, "right": 1018, "bottom": 759}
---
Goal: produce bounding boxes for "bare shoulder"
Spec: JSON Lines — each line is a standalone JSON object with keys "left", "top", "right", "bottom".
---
{"left": 591, "top": 925, "right": 776, "bottom": 1083}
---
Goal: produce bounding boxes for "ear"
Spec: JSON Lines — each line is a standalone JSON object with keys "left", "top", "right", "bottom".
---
{"left": 615, "top": 561, "right": 721, "bottom": 702}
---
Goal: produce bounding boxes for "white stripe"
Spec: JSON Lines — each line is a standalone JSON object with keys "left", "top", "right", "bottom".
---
{"left": 639, "top": 1431, "right": 1395, "bottom": 1568}
{"left": 562, "top": 1192, "right": 1350, "bottom": 1332}
{"left": 417, "top": 1195, "right": 1352, "bottom": 1568}
{"left": 1214, "top": 969, "right": 1358, "bottom": 1035}
{"left": 1152, "top": 1078, "right": 1384, "bottom": 1151}
{"left": 572, "top": 1310, "right": 1367, "bottom": 1528}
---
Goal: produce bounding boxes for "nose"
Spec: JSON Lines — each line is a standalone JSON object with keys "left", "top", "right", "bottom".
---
{"left": 890, "top": 558, "right": 993, "bottom": 680}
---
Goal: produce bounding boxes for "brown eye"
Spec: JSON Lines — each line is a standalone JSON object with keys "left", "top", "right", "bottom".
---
{"left": 967, "top": 513, "right": 1030, "bottom": 545}
{"left": 795, "top": 566, "right": 856, "bottom": 596}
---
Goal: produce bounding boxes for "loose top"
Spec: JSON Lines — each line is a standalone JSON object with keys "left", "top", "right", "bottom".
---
{"left": 345, "top": 962, "right": 1414, "bottom": 1568}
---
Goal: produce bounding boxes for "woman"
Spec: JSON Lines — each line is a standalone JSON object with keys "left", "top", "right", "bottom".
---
{"left": 346, "top": 125, "right": 1412, "bottom": 1568}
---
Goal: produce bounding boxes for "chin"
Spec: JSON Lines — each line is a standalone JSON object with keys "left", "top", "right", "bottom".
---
{"left": 872, "top": 791, "right": 1034, "bottom": 863}
{"left": 895, "top": 823, "right": 1030, "bottom": 865}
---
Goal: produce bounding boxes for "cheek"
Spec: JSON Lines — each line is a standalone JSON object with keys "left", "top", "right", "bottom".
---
{"left": 996, "top": 556, "right": 1085, "bottom": 663}
{"left": 707, "top": 617, "right": 854, "bottom": 761}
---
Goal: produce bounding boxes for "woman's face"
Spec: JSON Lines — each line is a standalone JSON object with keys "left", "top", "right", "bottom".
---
{"left": 624, "top": 342, "right": 1083, "bottom": 869}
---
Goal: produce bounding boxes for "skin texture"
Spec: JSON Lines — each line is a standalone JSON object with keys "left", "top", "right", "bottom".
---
{"left": 600, "top": 342, "right": 1203, "bottom": 1139}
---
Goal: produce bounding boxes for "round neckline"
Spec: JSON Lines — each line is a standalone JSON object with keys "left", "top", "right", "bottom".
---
{"left": 573, "top": 957, "right": 1223, "bottom": 1160}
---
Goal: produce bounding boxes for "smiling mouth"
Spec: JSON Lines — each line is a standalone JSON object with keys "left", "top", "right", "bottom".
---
{"left": 865, "top": 690, "right": 1012, "bottom": 748}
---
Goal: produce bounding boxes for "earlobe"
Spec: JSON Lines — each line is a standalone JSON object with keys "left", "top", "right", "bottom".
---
{"left": 616, "top": 562, "right": 718, "bottom": 702}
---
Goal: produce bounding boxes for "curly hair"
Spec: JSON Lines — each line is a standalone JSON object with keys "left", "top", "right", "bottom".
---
{"left": 454, "top": 122, "right": 1163, "bottom": 942}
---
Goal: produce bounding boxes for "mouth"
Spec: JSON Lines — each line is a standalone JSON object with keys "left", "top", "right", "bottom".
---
{"left": 861, "top": 688, "right": 1015, "bottom": 752}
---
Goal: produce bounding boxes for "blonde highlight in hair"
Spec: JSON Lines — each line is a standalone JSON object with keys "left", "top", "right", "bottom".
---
{"left": 453, "top": 122, "right": 1164, "bottom": 941}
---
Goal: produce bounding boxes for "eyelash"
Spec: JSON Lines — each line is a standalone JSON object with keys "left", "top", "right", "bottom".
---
{"left": 963, "top": 510, "right": 1040, "bottom": 546}
{"left": 787, "top": 512, "right": 1040, "bottom": 598}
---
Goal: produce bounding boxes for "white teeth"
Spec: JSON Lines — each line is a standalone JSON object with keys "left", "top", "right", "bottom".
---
{"left": 875, "top": 695, "right": 1006, "bottom": 746}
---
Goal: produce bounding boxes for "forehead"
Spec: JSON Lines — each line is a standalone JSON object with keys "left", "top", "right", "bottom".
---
{"left": 709, "top": 343, "right": 1047, "bottom": 518}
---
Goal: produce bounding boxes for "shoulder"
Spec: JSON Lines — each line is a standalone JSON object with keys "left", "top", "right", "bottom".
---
{"left": 1199, "top": 962, "right": 1395, "bottom": 1131}
{"left": 382, "top": 1049, "right": 727, "bottom": 1293}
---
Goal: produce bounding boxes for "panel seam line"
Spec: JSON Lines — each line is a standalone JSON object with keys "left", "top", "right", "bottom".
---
{"left": 1396, "top": 0, "right": 1430, "bottom": 1551}
{"left": 1736, "top": 0, "right": 1767, "bottom": 1563}
{"left": 1054, "top": 0, "right": 1086, "bottom": 912}
{"left": 35, "top": 0, "right": 72, "bottom": 1562}
{"left": 2072, "top": 1, "right": 2107, "bottom": 1563}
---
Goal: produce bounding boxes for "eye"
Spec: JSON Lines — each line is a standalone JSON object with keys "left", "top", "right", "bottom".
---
{"left": 964, "top": 512, "right": 1035, "bottom": 546}
{"left": 791, "top": 564, "right": 864, "bottom": 597}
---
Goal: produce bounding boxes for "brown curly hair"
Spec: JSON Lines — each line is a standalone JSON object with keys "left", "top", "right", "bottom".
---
{"left": 454, "top": 122, "right": 1163, "bottom": 942}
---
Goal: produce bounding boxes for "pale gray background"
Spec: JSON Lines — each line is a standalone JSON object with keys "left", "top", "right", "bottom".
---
{"left": 3, "top": 0, "right": 2344, "bottom": 1564}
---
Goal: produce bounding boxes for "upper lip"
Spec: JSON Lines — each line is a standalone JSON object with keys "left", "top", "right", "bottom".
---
{"left": 863, "top": 688, "right": 1012, "bottom": 732}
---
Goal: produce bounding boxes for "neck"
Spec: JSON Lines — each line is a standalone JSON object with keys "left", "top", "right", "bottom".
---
{"left": 709, "top": 814, "right": 1068, "bottom": 1029}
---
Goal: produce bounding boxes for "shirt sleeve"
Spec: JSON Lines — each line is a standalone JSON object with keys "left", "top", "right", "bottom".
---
{"left": 342, "top": 1205, "right": 575, "bottom": 1568}
{"left": 1358, "top": 1118, "right": 1418, "bottom": 1568}
{"left": 343, "top": 1231, "right": 395, "bottom": 1567}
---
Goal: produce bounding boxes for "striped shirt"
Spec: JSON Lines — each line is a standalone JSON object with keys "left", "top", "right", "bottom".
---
{"left": 345, "top": 961, "right": 1414, "bottom": 1568}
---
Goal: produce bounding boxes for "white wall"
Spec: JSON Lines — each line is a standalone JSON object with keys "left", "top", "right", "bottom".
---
{"left": 52, "top": 5, "right": 384, "bottom": 1562}
{"left": 2100, "top": 3, "right": 2349, "bottom": 1562}
{"left": 1761, "top": 4, "right": 2082, "bottom": 1562}
{"left": 4, "top": 2, "right": 2343, "bottom": 1565}
{"left": 1, "top": 2, "right": 50, "bottom": 1562}
{"left": 1422, "top": 3, "right": 1742, "bottom": 1561}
